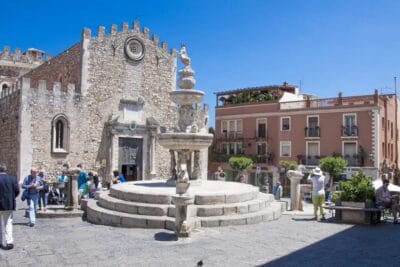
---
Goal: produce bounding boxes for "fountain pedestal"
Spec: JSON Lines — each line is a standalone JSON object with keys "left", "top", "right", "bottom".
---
{"left": 287, "top": 171, "right": 303, "bottom": 211}
{"left": 64, "top": 168, "right": 80, "bottom": 210}
{"left": 171, "top": 194, "right": 195, "bottom": 238}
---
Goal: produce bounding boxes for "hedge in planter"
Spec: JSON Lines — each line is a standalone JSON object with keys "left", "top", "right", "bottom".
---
{"left": 339, "top": 171, "right": 375, "bottom": 203}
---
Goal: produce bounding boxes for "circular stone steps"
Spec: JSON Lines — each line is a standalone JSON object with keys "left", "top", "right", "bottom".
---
{"left": 85, "top": 180, "right": 285, "bottom": 230}
{"left": 87, "top": 200, "right": 176, "bottom": 229}
{"left": 199, "top": 202, "right": 283, "bottom": 227}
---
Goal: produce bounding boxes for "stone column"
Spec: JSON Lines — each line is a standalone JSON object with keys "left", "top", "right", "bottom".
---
{"left": 64, "top": 168, "right": 80, "bottom": 210}
{"left": 288, "top": 172, "right": 303, "bottom": 211}
{"left": 150, "top": 134, "right": 156, "bottom": 177}
{"left": 171, "top": 194, "right": 195, "bottom": 238}
{"left": 192, "top": 151, "right": 201, "bottom": 180}
{"left": 170, "top": 150, "right": 176, "bottom": 174}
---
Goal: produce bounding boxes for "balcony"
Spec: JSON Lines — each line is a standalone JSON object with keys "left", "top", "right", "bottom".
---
{"left": 252, "top": 153, "right": 274, "bottom": 164}
{"left": 304, "top": 127, "right": 320, "bottom": 137}
{"left": 342, "top": 125, "right": 358, "bottom": 137}
{"left": 344, "top": 155, "right": 360, "bottom": 166}
{"left": 218, "top": 131, "right": 243, "bottom": 141}
{"left": 299, "top": 155, "right": 320, "bottom": 166}
{"left": 254, "top": 131, "right": 268, "bottom": 141}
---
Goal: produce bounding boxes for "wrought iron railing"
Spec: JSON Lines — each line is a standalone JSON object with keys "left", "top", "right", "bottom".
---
{"left": 341, "top": 125, "right": 358, "bottom": 137}
{"left": 304, "top": 127, "right": 320, "bottom": 137}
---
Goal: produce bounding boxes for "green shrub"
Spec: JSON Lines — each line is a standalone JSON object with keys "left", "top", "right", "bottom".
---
{"left": 339, "top": 172, "right": 375, "bottom": 202}
{"left": 279, "top": 160, "right": 298, "bottom": 170}
{"left": 228, "top": 156, "right": 253, "bottom": 172}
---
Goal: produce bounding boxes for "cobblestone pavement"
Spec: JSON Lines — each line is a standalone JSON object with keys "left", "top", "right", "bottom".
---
{"left": 1, "top": 199, "right": 400, "bottom": 267}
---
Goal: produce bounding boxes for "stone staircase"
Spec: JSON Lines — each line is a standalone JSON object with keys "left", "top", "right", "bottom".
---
{"left": 86, "top": 181, "right": 285, "bottom": 230}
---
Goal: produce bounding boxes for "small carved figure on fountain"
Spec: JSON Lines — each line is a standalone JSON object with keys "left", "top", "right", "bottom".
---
{"left": 180, "top": 43, "right": 190, "bottom": 66}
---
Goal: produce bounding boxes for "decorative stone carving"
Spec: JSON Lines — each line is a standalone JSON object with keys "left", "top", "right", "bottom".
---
{"left": 124, "top": 37, "right": 145, "bottom": 61}
{"left": 158, "top": 45, "right": 214, "bottom": 238}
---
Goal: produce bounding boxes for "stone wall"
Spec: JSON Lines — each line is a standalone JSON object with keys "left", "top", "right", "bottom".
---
{"left": 19, "top": 78, "right": 88, "bottom": 179}
{"left": 20, "top": 21, "right": 178, "bottom": 180}
{"left": 0, "top": 90, "right": 20, "bottom": 177}
{"left": 82, "top": 22, "right": 178, "bottom": 179}
{"left": 24, "top": 42, "right": 82, "bottom": 90}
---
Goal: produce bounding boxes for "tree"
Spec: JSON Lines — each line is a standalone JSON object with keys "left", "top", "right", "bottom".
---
{"left": 319, "top": 156, "right": 347, "bottom": 179}
{"left": 279, "top": 160, "right": 298, "bottom": 171}
{"left": 229, "top": 156, "right": 253, "bottom": 182}
{"left": 319, "top": 156, "right": 347, "bottom": 192}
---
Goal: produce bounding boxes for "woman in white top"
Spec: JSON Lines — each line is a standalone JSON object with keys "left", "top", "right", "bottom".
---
{"left": 307, "top": 167, "right": 326, "bottom": 220}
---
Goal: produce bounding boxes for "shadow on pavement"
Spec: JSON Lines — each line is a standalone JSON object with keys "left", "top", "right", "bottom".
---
{"left": 258, "top": 222, "right": 400, "bottom": 266}
{"left": 154, "top": 232, "right": 177, "bottom": 241}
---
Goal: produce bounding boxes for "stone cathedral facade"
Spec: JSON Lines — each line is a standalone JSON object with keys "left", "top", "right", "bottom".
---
{"left": 0, "top": 21, "right": 180, "bottom": 182}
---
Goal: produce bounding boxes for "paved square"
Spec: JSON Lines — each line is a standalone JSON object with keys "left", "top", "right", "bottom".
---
{"left": 1, "top": 199, "right": 400, "bottom": 266}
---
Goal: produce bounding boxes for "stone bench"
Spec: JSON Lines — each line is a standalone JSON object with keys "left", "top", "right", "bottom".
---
{"left": 324, "top": 205, "right": 384, "bottom": 224}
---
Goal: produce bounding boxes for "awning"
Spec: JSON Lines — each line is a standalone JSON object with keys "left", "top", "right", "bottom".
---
{"left": 372, "top": 179, "right": 400, "bottom": 192}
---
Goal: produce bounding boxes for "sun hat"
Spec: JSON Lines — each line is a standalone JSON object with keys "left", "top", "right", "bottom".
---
{"left": 312, "top": 167, "right": 323, "bottom": 176}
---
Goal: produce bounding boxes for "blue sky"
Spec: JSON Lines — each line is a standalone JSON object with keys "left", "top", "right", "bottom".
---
{"left": 1, "top": 0, "right": 399, "bottom": 127}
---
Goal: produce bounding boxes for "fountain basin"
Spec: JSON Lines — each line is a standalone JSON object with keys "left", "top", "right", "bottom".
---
{"left": 170, "top": 90, "right": 204, "bottom": 105}
{"left": 158, "top": 132, "right": 213, "bottom": 150}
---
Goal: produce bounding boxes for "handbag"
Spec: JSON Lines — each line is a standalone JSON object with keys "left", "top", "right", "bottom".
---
{"left": 21, "top": 189, "right": 29, "bottom": 201}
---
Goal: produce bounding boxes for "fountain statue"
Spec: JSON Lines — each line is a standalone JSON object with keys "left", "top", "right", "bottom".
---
{"left": 158, "top": 44, "right": 213, "bottom": 237}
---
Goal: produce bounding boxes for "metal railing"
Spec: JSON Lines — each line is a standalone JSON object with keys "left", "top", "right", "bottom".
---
{"left": 305, "top": 127, "right": 320, "bottom": 137}
{"left": 342, "top": 125, "right": 358, "bottom": 137}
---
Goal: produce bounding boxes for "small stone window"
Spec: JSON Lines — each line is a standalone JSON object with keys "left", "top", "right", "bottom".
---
{"left": 1, "top": 83, "right": 9, "bottom": 97}
{"left": 52, "top": 114, "right": 69, "bottom": 153}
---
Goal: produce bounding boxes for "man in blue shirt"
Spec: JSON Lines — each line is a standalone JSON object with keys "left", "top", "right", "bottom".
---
{"left": 112, "top": 170, "right": 126, "bottom": 184}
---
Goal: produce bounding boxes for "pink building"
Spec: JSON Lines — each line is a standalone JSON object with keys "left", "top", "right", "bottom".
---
{"left": 213, "top": 83, "right": 400, "bottom": 181}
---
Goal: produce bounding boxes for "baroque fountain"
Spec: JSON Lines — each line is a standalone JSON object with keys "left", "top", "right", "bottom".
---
{"left": 85, "top": 45, "right": 285, "bottom": 237}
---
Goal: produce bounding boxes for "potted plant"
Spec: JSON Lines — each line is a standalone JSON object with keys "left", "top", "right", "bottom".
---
{"left": 330, "top": 172, "right": 377, "bottom": 224}
{"left": 337, "top": 171, "right": 375, "bottom": 207}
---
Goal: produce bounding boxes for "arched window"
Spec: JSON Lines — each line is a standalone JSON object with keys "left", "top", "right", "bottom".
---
{"left": 1, "top": 83, "right": 9, "bottom": 97}
{"left": 52, "top": 114, "right": 69, "bottom": 153}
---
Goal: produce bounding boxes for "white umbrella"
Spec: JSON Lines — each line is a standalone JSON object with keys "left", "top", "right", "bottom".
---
{"left": 372, "top": 179, "right": 400, "bottom": 192}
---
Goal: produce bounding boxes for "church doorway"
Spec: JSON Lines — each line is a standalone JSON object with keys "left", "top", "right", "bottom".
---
{"left": 121, "top": 164, "right": 138, "bottom": 181}
{"left": 118, "top": 137, "right": 143, "bottom": 181}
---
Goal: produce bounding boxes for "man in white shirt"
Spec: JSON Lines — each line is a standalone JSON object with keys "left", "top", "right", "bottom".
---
{"left": 307, "top": 167, "right": 326, "bottom": 220}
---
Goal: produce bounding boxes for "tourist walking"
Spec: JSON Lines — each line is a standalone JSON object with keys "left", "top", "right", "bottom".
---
{"left": 22, "top": 167, "right": 43, "bottom": 227}
{"left": 273, "top": 181, "right": 283, "bottom": 200}
{"left": 0, "top": 163, "right": 20, "bottom": 250}
{"left": 307, "top": 167, "right": 326, "bottom": 220}
{"left": 38, "top": 169, "right": 49, "bottom": 212}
